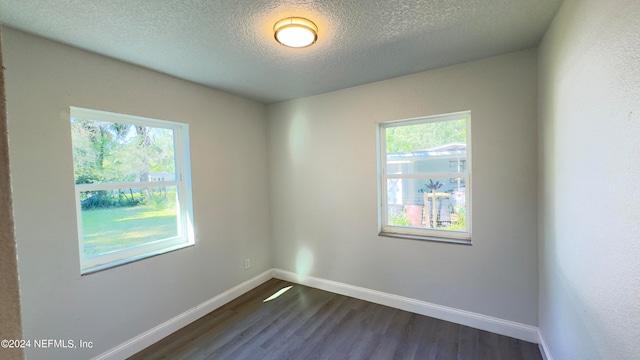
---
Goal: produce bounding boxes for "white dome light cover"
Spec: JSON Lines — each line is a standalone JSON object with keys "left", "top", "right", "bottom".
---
{"left": 274, "top": 17, "right": 318, "bottom": 48}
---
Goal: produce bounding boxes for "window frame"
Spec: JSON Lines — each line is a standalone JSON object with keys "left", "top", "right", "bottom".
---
{"left": 377, "top": 111, "right": 472, "bottom": 244}
{"left": 70, "top": 107, "right": 195, "bottom": 274}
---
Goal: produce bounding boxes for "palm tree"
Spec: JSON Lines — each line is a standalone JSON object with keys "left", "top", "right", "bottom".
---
{"left": 425, "top": 179, "right": 443, "bottom": 228}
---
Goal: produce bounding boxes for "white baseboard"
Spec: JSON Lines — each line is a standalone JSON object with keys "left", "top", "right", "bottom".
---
{"left": 272, "top": 269, "right": 540, "bottom": 343}
{"left": 91, "top": 269, "right": 274, "bottom": 360}
{"left": 538, "top": 330, "right": 554, "bottom": 360}
{"left": 94, "top": 268, "right": 548, "bottom": 359}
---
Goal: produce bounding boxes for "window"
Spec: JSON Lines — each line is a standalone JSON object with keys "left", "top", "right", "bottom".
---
{"left": 70, "top": 107, "right": 194, "bottom": 274}
{"left": 378, "top": 111, "right": 471, "bottom": 243}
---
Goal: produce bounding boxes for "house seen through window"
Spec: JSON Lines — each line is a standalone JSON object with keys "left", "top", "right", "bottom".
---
{"left": 378, "top": 111, "right": 471, "bottom": 243}
{"left": 70, "top": 107, "right": 194, "bottom": 274}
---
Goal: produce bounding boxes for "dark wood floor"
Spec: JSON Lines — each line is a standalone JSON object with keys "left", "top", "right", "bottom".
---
{"left": 129, "top": 278, "right": 542, "bottom": 360}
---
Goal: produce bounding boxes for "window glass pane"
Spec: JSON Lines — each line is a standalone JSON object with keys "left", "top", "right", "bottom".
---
{"left": 80, "top": 186, "right": 178, "bottom": 257}
{"left": 385, "top": 119, "right": 466, "bottom": 175}
{"left": 70, "top": 119, "right": 176, "bottom": 184}
{"left": 386, "top": 177, "right": 466, "bottom": 232}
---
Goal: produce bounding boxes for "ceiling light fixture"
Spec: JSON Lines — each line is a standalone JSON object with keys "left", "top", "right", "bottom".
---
{"left": 274, "top": 17, "right": 318, "bottom": 48}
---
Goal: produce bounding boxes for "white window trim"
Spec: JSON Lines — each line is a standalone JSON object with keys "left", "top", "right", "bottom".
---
{"left": 377, "top": 111, "right": 472, "bottom": 244}
{"left": 71, "top": 107, "right": 195, "bottom": 274}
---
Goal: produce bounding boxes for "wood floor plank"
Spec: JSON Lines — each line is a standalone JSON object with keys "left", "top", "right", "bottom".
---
{"left": 413, "top": 314, "right": 441, "bottom": 358}
{"left": 347, "top": 330, "right": 383, "bottom": 359}
{"left": 392, "top": 313, "right": 426, "bottom": 360}
{"left": 129, "top": 279, "right": 543, "bottom": 360}
{"left": 432, "top": 320, "right": 460, "bottom": 360}
{"left": 331, "top": 301, "right": 376, "bottom": 356}
{"left": 456, "top": 324, "right": 480, "bottom": 360}
{"left": 369, "top": 309, "right": 412, "bottom": 360}
{"left": 290, "top": 297, "right": 356, "bottom": 360}
{"left": 202, "top": 285, "right": 307, "bottom": 359}
{"left": 521, "top": 339, "right": 544, "bottom": 360}
{"left": 477, "top": 330, "right": 501, "bottom": 360}
{"left": 259, "top": 289, "right": 334, "bottom": 353}
{"left": 257, "top": 286, "right": 328, "bottom": 345}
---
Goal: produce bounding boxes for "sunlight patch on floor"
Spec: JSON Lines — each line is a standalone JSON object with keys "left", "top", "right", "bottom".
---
{"left": 263, "top": 286, "right": 293, "bottom": 302}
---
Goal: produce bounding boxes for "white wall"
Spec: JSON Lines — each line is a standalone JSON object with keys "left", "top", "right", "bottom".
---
{"left": 3, "top": 27, "right": 271, "bottom": 360}
{"left": 267, "top": 50, "right": 539, "bottom": 326}
{"left": 538, "top": 0, "right": 640, "bottom": 359}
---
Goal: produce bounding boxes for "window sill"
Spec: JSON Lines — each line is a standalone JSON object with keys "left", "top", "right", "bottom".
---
{"left": 81, "top": 242, "right": 194, "bottom": 275}
{"left": 378, "top": 231, "right": 472, "bottom": 245}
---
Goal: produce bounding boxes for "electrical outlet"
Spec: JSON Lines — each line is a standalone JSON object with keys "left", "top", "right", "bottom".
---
{"left": 244, "top": 258, "right": 250, "bottom": 270}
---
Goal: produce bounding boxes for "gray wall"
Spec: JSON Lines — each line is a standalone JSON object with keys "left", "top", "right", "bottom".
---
{"left": 3, "top": 28, "right": 271, "bottom": 360}
{"left": 0, "top": 27, "right": 24, "bottom": 360}
{"left": 538, "top": 0, "right": 640, "bottom": 359}
{"left": 267, "top": 50, "right": 539, "bottom": 325}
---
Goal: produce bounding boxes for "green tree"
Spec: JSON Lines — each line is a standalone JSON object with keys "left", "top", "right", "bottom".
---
{"left": 71, "top": 119, "right": 176, "bottom": 208}
{"left": 386, "top": 119, "right": 466, "bottom": 153}
{"left": 71, "top": 119, "right": 119, "bottom": 184}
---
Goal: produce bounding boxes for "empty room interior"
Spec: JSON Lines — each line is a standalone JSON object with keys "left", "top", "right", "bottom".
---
{"left": 1, "top": 0, "right": 639, "bottom": 359}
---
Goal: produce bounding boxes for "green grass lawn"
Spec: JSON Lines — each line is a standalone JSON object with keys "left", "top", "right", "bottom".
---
{"left": 82, "top": 205, "right": 177, "bottom": 257}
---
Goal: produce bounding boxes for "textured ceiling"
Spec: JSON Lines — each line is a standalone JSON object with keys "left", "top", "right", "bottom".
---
{"left": 0, "top": 0, "right": 563, "bottom": 104}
